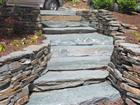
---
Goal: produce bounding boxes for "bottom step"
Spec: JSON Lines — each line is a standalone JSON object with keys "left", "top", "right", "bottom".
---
{"left": 27, "top": 82, "right": 123, "bottom": 105}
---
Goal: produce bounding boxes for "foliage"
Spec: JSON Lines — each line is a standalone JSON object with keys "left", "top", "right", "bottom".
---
{"left": 69, "top": 0, "right": 80, "bottom": 4}
{"left": 117, "top": 0, "right": 137, "bottom": 12}
{"left": 10, "top": 34, "right": 41, "bottom": 48}
{"left": 0, "top": 43, "right": 6, "bottom": 52}
{"left": 92, "top": 0, "right": 113, "bottom": 9}
{"left": 0, "top": 0, "right": 5, "bottom": 6}
{"left": 132, "top": 31, "right": 140, "bottom": 42}
{"left": 135, "top": 3, "right": 140, "bottom": 12}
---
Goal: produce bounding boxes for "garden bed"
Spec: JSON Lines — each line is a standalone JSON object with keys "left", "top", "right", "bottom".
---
{"left": 112, "top": 12, "right": 140, "bottom": 44}
{"left": 0, "top": 33, "right": 45, "bottom": 56}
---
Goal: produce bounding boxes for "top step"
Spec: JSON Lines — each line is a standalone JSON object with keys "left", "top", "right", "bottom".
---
{"left": 40, "top": 10, "right": 76, "bottom": 16}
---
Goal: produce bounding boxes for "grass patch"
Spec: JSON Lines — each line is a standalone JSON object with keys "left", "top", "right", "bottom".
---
{"left": 132, "top": 31, "right": 140, "bottom": 42}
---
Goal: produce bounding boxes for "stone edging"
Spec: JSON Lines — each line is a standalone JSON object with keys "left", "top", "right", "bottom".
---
{"left": 0, "top": 40, "right": 51, "bottom": 105}
{"left": 91, "top": 9, "right": 140, "bottom": 104}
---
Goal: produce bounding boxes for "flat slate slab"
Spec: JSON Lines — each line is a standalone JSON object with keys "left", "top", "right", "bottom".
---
{"left": 41, "top": 10, "right": 76, "bottom": 16}
{"left": 45, "top": 33, "right": 113, "bottom": 46}
{"left": 51, "top": 45, "right": 113, "bottom": 57}
{"left": 42, "top": 21, "right": 89, "bottom": 28}
{"left": 33, "top": 70, "right": 109, "bottom": 91}
{"left": 48, "top": 55, "right": 111, "bottom": 70}
{"left": 27, "top": 82, "right": 121, "bottom": 105}
{"left": 43, "top": 27, "right": 96, "bottom": 34}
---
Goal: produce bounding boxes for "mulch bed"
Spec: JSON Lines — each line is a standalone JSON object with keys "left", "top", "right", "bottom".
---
{"left": 64, "top": 0, "right": 89, "bottom": 10}
{"left": 0, "top": 34, "right": 44, "bottom": 57}
{"left": 112, "top": 12, "right": 140, "bottom": 44}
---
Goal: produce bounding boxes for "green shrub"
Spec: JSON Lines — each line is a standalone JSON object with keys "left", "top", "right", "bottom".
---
{"left": 117, "top": 0, "right": 137, "bottom": 12}
{"left": 92, "top": 0, "right": 113, "bottom": 9}
{"left": 135, "top": 3, "right": 140, "bottom": 12}
{"left": 0, "top": 0, "right": 5, "bottom": 6}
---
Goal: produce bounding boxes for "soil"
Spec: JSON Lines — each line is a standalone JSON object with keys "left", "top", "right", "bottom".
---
{"left": 112, "top": 12, "right": 140, "bottom": 44}
{"left": 64, "top": 0, "right": 89, "bottom": 10}
{"left": 0, "top": 34, "right": 44, "bottom": 57}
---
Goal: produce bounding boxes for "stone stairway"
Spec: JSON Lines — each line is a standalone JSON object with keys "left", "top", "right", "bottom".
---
{"left": 27, "top": 9, "right": 123, "bottom": 105}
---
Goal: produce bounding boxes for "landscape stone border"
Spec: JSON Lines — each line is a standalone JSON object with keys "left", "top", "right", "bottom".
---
{"left": 0, "top": 40, "right": 51, "bottom": 105}
{"left": 93, "top": 9, "right": 140, "bottom": 104}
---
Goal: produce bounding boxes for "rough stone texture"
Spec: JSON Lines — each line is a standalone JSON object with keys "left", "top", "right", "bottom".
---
{"left": 40, "top": 10, "right": 76, "bottom": 16}
{"left": 109, "top": 42, "right": 140, "bottom": 104}
{"left": 32, "top": 70, "right": 109, "bottom": 91}
{"left": 46, "top": 33, "right": 113, "bottom": 46}
{"left": 90, "top": 9, "right": 139, "bottom": 104}
{"left": 0, "top": 6, "right": 41, "bottom": 35}
{"left": 27, "top": 82, "right": 123, "bottom": 105}
{"left": 48, "top": 56, "right": 111, "bottom": 70}
{"left": 51, "top": 45, "right": 113, "bottom": 57}
{"left": 43, "top": 27, "right": 96, "bottom": 34}
{"left": 0, "top": 38, "right": 50, "bottom": 105}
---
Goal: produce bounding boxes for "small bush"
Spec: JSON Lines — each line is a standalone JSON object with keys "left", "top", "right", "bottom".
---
{"left": 0, "top": 0, "right": 5, "bottom": 6}
{"left": 135, "top": 3, "right": 140, "bottom": 12}
{"left": 117, "top": 0, "right": 137, "bottom": 12}
{"left": 92, "top": 0, "right": 113, "bottom": 9}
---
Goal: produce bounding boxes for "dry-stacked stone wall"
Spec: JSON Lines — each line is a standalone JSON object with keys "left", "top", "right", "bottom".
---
{"left": 0, "top": 43, "right": 51, "bottom": 105}
{"left": 0, "top": 6, "right": 41, "bottom": 35}
{"left": 92, "top": 9, "right": 140, "bottom": 104}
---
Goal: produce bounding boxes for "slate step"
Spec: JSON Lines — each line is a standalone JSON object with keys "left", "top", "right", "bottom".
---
{"left": 41, "top": 15, "right": 82, "bottom": 21}
{"left": 42, "top": 21, "right": 89, "bottom": 28}
{"left": 48, "top": 55, "right": 111, "bottom": 70}
{"left": 40, "top": 10, "right": 76, "bottom": 16}
{"left": 45, "top": 33, "right": 113, "bottom": 46}
{"left": 27, "top": 82, "right": 122, "bottom": 105}
{"left": 51, "top": 45, "right": 113, "bottom": 57}
{"left": 43, "top": 27, "right": 96, "bottom": 34}
{"left": 32, "top": 70, "right": 109, "bottom": 92}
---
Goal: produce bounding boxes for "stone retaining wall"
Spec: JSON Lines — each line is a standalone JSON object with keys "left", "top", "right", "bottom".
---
{"left": 92, "top": 9, "right": 140, "bottom": 104}
{"left": 0, "top": 6, "right": 41, "bottom": 35}
{"left": 0, "top": 43, "right": 51, "bottom": 105}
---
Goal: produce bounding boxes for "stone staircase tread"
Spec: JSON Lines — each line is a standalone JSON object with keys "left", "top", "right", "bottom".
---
{"left": 34, "top": 70, "right": 109, "bottom": 84}
{"left": 40, "top": 10, "right": 76, "bottom": 16}
{"left": 42, "top": 21, "right": 90, "bottom": 28}
{"left": 27, "top": 82, "right": 121, "bottom": 105}
{"left": 43, "top": 27, "right": 96, "bottom": 34}
{"left": 44, "top": 33, "right": 113, "bottom": 46}
{"left": 51, "top": 45, "right": 113, "bottom": 57}
{"left": 48, "top": 56, "right": 111, "bottom": 70}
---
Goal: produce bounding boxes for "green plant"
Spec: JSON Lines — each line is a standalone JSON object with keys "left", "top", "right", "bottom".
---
{"left": 132, "top": 31, "right": 140, "bottom": 42}
{"left": 0, "top": 0, "right": 5, "bottom": 6}
{"left": 0, "top": 43, "right": 6, "bottom": 52}
{"left": 71, "top": 0, "right": 80, "bottom": 4}
{"left": 117, "top": 0, "right": 137, "bottom": 12}
{"left": 92, "top": 0, "right": 113, "bottom": 9}
{"left": 135, "top": 3, "right": 140, "bottom": 12}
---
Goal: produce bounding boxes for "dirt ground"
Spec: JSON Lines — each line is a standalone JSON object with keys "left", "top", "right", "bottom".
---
{"left": 112, "top": 12, "right": 140, "bottom": 43}
{"left": 64, "top": 0, "right": 89, "bottom": 10}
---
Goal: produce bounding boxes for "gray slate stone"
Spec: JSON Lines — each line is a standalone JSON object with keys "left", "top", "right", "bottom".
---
{"left": 33, "top": 70, "right": 109, "bottom": 91}
{"left": 27, "top": 82, "right": 121, "bottom": 105}
{"left": 46, "top": 33, "right": 113, "bottom": 46}
{"left": 51, "top": 45, "right": 113, "bottom": 57}
{"left": 41, "top": 10, "right": 76, "bottom": 16}
{"left": 43, "top": 27, "right": 96, "bottom": 34}
{"left": 42, "top": 21, "right": 89, "bottom": 28}
{"left": 48, "top": 55, "right": 111, "bottom": 70}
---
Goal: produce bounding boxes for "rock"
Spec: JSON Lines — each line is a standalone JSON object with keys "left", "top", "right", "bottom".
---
{"left": 27, "top": 82, "right": 122, "bottom": 105}
{"left": 46, "top": 33, "right": 113, "bottom": 46}
{"left": 40, "top": 10, "right": 76, "bottom": 16}
{"left": 33, "top": 70, "right": 109, "bottom": 91}
{"left": 48, "top": 56, "right": 111, "bottom": 70}
{"left": 43, "top": 27, "right": 97, "bottom": 34}
{"left": 51, "top": 45, "right": 113, "bottom": 57}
